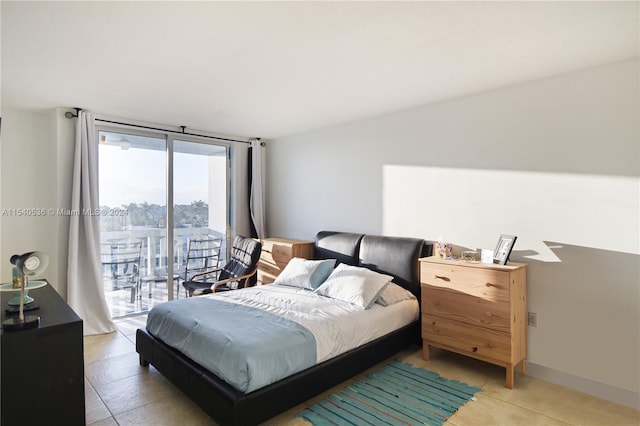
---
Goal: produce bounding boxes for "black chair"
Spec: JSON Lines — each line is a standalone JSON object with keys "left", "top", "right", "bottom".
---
{"left": 101, "top": 240, "right": 142, "bottom": 303}
{"left": 141, "top": 235, "right": 223, "bottom": 300}
{"left": 182, "top": 236, "right": 262, "bottom": 297}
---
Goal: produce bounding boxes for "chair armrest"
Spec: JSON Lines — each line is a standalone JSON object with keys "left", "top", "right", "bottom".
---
{"left": 189, "top": 267, "right": 223, "bottom": 281}
{"left": 210, "top": 267, "right": 258, "bottom": 291}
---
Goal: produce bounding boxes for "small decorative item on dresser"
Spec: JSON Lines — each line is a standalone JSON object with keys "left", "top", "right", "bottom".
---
{"left": 493, "top": 234, "right": 517, "bottom": 265}
{"left": 434, "top": 236, "right": 453, "bottom": 260}
{"left": 460, "top": 250, "right": 478, "bottom": 262}
{"left": 481, "top": 249, "right": 494, "bottom": 264}
{"left": 2, "top": 252, "right": 49, "bottom": 331}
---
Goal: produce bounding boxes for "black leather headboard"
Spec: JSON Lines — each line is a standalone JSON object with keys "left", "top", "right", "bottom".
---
{"left": 359, "top": 235, "right": 427, "bottom": 301}
{"left": 314, "top": 231, "right": 364, "bottom": 266}
{"left": 314, "top": 231, "right": 432, "bottom": 302}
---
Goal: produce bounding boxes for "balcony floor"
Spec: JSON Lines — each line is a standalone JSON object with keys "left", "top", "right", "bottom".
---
{"left": 105, "top": 280, "right": 184, "bottom": 318}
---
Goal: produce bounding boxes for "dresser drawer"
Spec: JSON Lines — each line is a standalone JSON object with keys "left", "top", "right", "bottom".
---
{"left": 257, "top": 269, "right": 278, "bottom": 285}
{"left": 421, "top": 262, "right": 510, "bottom": 303}
{"left": 259, "top": 251, "right": 290, "bottom": 269}
{"left": 260, "top": 241, "right": 293, "bottom": 262}
{"left": 257, "top": 259, "right": 282, "bottom": 276}
{"left": 422, "top": 314, "right": 511, "bottom": 364}
{"left": 422, "top": 287, "right": 510, "bottom": 333}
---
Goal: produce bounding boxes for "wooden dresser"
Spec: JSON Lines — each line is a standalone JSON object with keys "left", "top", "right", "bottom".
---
{"left": 257, "top": 238, "right": 314, "bottom": 285}
{"left": 420, "top": 256, "right": 527, "bottom": 388}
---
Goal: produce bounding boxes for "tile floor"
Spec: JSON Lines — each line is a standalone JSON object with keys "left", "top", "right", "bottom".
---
{"left": 85, "top": 315, "right": 639, "bottom": 425}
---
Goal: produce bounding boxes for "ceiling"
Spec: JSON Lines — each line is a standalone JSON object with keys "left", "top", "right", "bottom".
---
{"left": 2, "top": 1, "right": 638, "bottom": 139}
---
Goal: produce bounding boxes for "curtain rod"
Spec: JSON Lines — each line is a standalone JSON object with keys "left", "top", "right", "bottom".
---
{"left": 64, "top": 108, "right": 254, "bottom": 145}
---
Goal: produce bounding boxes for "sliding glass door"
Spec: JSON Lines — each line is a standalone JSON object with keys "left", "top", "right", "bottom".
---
{"left": 98, "top": 128, "right": 229, "bottom": 318}
{"left": 172, "top": 140, "right": 229, "bottom": 298}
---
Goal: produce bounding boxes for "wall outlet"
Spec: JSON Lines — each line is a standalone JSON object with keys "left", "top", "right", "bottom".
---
{"left": 528, "top": 312, "right": 538, "bottom": 327}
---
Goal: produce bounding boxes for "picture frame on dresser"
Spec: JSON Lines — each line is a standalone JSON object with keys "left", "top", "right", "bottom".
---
{"left": 493, "top": 234, "right": 517, "bottom": 265}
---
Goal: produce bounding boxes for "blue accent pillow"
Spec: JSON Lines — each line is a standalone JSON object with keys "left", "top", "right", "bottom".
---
{"left": 273, "top": 258, "right": 337, "bottom": 290}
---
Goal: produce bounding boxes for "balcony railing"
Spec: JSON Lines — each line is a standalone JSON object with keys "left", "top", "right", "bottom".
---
{"left": 101, "top": 227, "right": 226, "bottom": 318}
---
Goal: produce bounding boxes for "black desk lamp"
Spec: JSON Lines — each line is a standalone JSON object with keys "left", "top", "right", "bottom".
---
{"left": 2, "top": 251, "right": 49, "bottom": 331}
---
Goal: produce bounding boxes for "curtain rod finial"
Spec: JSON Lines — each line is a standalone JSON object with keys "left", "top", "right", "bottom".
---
{"left": 65, "top": 107, "right": 82, "bottom": 119}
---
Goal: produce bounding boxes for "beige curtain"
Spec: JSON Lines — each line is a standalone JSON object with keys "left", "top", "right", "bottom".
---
{"left": 67, "top": 111, "right": 116, "bottom": 335}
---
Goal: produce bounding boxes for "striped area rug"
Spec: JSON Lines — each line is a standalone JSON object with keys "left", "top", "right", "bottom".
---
{"left": 294, "top": 360, "right": 481, "bottom": 425}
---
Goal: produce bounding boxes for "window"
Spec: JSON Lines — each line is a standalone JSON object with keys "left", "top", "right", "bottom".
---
{"left": 98, "top": 128, "right": 229, "bottom": 317}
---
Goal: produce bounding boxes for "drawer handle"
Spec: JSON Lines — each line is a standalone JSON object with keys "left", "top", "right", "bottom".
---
{"left": 434, "top": 275, "right": 451, "bottom": 282}
{"left": 485, "top": 282, "right": 496, "bottom": 287}
{"left": 472, "top": 346, "right": 478, "bottom": 353}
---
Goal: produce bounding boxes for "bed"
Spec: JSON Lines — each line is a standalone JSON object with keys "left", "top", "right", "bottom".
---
{"left": 136, "top": 231, "right": 432, "bottom": 425}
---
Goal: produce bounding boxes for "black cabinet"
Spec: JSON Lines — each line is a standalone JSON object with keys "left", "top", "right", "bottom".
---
{"left": 1, "top": 282, "right": 85, "bottom": 425}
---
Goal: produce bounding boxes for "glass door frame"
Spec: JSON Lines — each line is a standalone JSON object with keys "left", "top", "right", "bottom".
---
{"left": 166, "top": 134, "right": 231, "bottom": 300}
{"left": 96, "top": 124, "right": 232, "bottom": 304}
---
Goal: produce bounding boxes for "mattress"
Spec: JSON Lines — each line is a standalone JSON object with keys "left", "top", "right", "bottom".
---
{"left": 146, "top": 284, "right": 419, "bottom": 393}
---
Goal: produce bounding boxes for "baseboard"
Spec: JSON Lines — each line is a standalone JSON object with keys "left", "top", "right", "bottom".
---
{"left": 526, "top": 362, "right": 639, "bottom": 410}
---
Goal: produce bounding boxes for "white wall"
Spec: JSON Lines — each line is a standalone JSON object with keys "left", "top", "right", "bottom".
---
{"left": 266, "top": 59, "right": 640, "bottom": 408}
{"left": 1, "top": 108, "right": 92, "bottom": 297}
{"left": 0, "top": 109, "right": 60, "bottom": 289}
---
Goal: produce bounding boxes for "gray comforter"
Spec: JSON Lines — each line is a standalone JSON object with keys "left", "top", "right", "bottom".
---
{"left": 146, "top": 295, "right": 317, "bottom": 393}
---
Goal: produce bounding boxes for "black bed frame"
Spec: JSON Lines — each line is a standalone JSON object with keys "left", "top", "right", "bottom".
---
{"left": 136, "top": 231, "right": 432, "bottom": 425}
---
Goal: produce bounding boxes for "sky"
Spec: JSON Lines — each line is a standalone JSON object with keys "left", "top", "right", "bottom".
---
{"left": 99, "top": 144, "right": 211, "bottom": 207}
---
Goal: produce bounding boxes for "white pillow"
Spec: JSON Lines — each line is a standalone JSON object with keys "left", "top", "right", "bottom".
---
{"left": 273, "top": 258, "right": 336, "bottom": 290}
{"left": 315, "top": 263, "right": 392, "bottom": 309}
{"left": 376, "top": 282, "right": 416, "bottom": 306}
